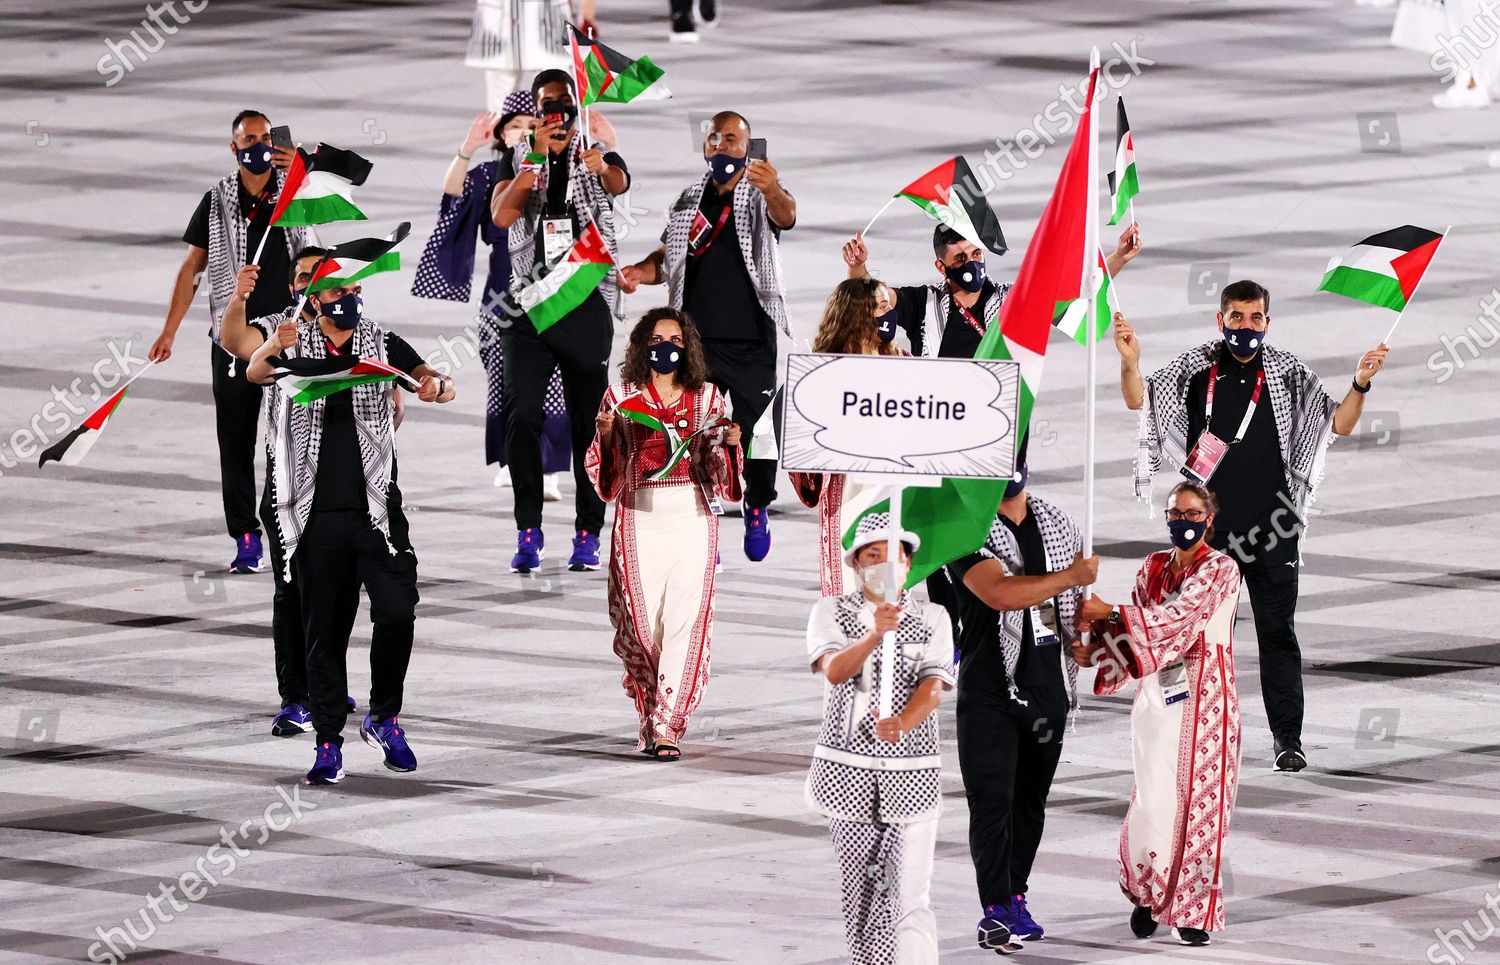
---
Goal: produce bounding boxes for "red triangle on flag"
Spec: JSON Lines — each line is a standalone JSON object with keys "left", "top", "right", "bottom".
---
{"left": 1391, "top": 237, "right": 1440, "bottom": 300}
{"left": 570, "top": 221, "right": 615, "bottom": 266}
{"left": 898, "top": 157, "right": 959, "bottom": 206}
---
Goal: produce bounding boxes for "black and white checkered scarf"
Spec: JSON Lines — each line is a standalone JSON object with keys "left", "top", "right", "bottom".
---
{"left": 505, "top": 135, "right": 618, "bottom": 314}
{"left": 205, "top": 170, "right": 310, "bottom": 341}
{"left": 268, "top": 316, "right": 397, "bottom": 579}
{"left": 662, "top": 173, "right": 790, "bottom": 337}
{"left": 916, "top": 282, "right": 1010, "bottom": 357}
{"left": 1136, "top": 340, "right": 1338, "bottom": 518}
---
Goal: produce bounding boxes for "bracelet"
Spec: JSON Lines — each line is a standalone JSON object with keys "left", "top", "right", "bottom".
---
{"left": 456, "top": 151, "right": 472, "bottom": 162}
{"left": 1351, "top": 377, "right": 1371, "bottom": 394}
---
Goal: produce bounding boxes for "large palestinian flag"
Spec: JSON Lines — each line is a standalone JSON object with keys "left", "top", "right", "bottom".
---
{"left": 848, "top": 66, "right": 1101, "bottom": 588}
{"left": 1317, "top": 225, "right": 1445, "bottom": 312}
{"left": 1107, "top": 98, "right": 1139, "bottom": 227}
{"left": 569, "top": 25, "right": 670, "bottom": 105}
{"left": 306, "top": 223, "right": 411, "bottom": 294}
{"left": 271, "top": 355, "right": 416, "bottom": 406}
{"left": 516, "top": 221, "right": 615, "bottom": 333}
{"left": 269, "top": 144, "right": 373, "bottom": 227}
{"left": 1053, "top": 248, "right": 1116, "bottom": 347}
{"left": 38, "top": 386, "right": 130, "bottom": 468}
{"left": 895, "top": 156, "right": 1008, "bottom": 255}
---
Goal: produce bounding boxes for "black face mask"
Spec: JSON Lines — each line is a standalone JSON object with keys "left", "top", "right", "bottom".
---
{"left": 876, "top": 307, "right": 899, "bottom": 343}
{"left": 1222, "top": 325, "right": 1264, "bottom": 357}
{"left": 1003, "top": 464, "right": 1028, "bottom": 499}
{"left": 319, "top": 291, "right": 361, "bottom": 330}
{"left": 1168, "top": 517, "right": 1207, "bottom": 550}
{"left": 649, "top": 343, "right": 681, "bottom": 375}
{"left": 237, "top": 143, "right": 273, "bottom": 174}
{"left": 945, "top": 259, "right": 986, "bottom": 293}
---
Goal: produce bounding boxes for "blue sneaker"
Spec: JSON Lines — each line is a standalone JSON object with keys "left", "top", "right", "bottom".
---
{"left": 271, "top": 703, "right": 312, "bottom": 738}
{"left": 346, "top": 695, "right": 357, "bottom": 714}
{"left": 978, "top": 905, "right": 1024, "bottom": 955}
{"left": 511, "top": 527, "right": 544, "bottom": 573}
{"left": 568, "top": 529, "right": 601, "bottom": 571}
{"left": 361, "top": 713, "right": 417, "bottom": 772}
{"left": 1009, "top": 894, "right": 1045, "bottom": 941}
{"left": 230, "top": 533, "right": 264, "bottom": 573}
{"left": 305, "top": 742, "right": 344, "bottom": 785}
{"left": 743, "top": 508, "right": 771, "bottom": 562}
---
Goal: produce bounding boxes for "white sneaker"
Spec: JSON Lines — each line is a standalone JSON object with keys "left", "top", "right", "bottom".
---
{"left": 542, "top": 472, "right": 563, "bottom": 502}
{"left": 1433, "top": 74, "right": 1492, "bottom": 110}
{"left": 494, "top": 467, "right": 511, "bottom": 488}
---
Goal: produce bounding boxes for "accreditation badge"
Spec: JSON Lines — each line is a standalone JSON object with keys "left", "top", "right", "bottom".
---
{"left": 1030, "top": 599, "right": 1061, "bottom": 648}
{"left": 1158, "top": 660, "right": 1190, "bottom": 705}
{"left": 542, "top": 217, "right": 574, "bottom": 265}
{"left": 1182, "top": 430, "right": 1229, "bottom": 485}
{"left": 686, "top": 210, "right": 713, "bottom": 252}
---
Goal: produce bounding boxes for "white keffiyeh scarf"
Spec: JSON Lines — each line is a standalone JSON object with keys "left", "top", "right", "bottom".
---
{"left": 917, "top": 282, "right": 1010, "bottom": 357}
{"left": 662, "top": 173, "right": 791, "bottom": 337}
{"left": 268, "top": 317, "right": 398, "bottom": 579}
{"left": 205, "top": 170, "right": 309, "bottom": 341}
{"left": 1136, "top": 340, "right": 1338, "bottom": 521}
{"left": 505, "top": 135, "right": 619, "bottom": 314}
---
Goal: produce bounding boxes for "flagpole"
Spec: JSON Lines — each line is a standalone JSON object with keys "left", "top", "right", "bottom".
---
{"left": 581, "top": 25, "right": 595, "bottom": 151}
{"left": 1099, "top": 243, "right": 1124, "bottom": 318}
{"left": 1383, "top": 224, "right": 1451, "bottom": 345}
{"left": 879, "top": 485, "right": 902, "bottom": 720}
{"left": 1082, "top": 47, "right": 1101, "bottom": 645}
{"left": 861, "top": 196, "right": 898, "bottom": 240}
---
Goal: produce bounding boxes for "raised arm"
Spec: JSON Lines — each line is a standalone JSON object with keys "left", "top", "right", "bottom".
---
{"left": 960, "top": 552, "right": 1098, "bottom": 613}
{"left": 1332, "top": 343, "right": 1388, "bottom": 436}
{"left": 218, "top": 266, "right": 270, "bottom": 361}
{"left": 1114, "top": 312, "right": 1145, "bottom": 410}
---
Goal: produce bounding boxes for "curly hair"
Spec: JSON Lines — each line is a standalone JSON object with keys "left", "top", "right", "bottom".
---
{"left": 813, "top": 278, "right": 900, "bottom": 356}
{"left": 615, "top": 307, "right": 719, "bottom": 485}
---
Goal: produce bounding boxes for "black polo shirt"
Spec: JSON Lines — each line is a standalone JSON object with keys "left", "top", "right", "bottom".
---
{"left": 184, "top": 173, "right": 293, "bottom": 325}
{"left": 891, "top": 279, "right": 999, "bottom": 359}
{"left": 680, "top": 185, "right": 785, "bottom": 343}
{"left": 1185, "top": 349, "right": 1288, "bottom": 535}
{"left": 313, "top": 331, "right": 425, "bottom": 512}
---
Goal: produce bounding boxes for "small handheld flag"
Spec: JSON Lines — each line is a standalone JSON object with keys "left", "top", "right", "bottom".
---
{"left": 306, "top": 223, "right": 411, "bottom": 294}
{"left": 1317, "top": 225, "right": 1445, "bottom": 313}
{"left": 269, "top": 144, "right": 373, "bottom": 228}
{"left": 38, "top": 361, "right": 157, "bottom": 468}
{"left": 516, "top": 221, "right": 615, "bottom": 333}
{"left": 884, "top": 156, "right": 1008, "bottom": 255}
{"left": 271, "top": 354, "right": 418, "bottom": 406}
{"left": 1107, "top": 98, "right": 1139, "bottom": 227}
{"left": 568, "top": 25, "right": 671, "bottom": 105}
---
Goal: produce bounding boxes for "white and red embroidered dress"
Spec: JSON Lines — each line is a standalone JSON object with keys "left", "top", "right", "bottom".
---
{"left": 586, "top": 381, "right": 741, "bottom": 750}
{"left": 1093, "top": 546, "right": 1242, "bottom": 933}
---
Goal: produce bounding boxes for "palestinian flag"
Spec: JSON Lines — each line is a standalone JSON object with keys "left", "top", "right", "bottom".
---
{"left": 849, "top": 66, "right": 1101, "bottom": 588}
{"left": 1107, "top": 98, "right": 1139, "bottom": 227}
{"left": 569, "top": 25, "right": 671, "bottom": 105}
{"left": 271, "top": 355, "right": 416, "bottom": 406}
{"left": 306, "top": 223, "right": 411, "bottom": 294}
{"left": 516, "top": 221, "right": 615, "bottom": 333}
{"left": 1317, "top": 225, "right": 1445, "bottom": 312}
{"left": 1053, "top": 248, "right": 1116, "bottom": 347}
{"left": 615, "top": 392, "right": 670, "bottom": 434}
{"left": 269, "top": 144, "right": 373, "bottom": 227}
{"left": 38, "top": 386, "right": 129, "bottom": 468}
{"left": 895, "top": 156, "right": 1008, "bottom": 255}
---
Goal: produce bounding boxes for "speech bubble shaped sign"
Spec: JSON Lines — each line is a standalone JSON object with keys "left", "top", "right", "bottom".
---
{"left": 781, "top": 354, "right": 1020, "bottom": 479}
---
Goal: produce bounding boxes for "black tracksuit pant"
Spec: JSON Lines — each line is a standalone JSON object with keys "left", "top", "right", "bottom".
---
{"left": 211, "top": 343, "right": 263, "bottom": 539}
{"left": 956, "top": 680, "right": 1069, "bottom": 905}
{"left": 702, "top": 337, "right": 777, "bottom": 510}
{"left": 297, "top": 493, "right": 419, "bottom": 746}
{"left": 501, "top": 293, "right": 610, "bottom": 534}
{"left": 1213, "top": 528, "right": 1304, "bottom": 747}
{"left": 259, "top": 482, "right": 307, "bottom": 709}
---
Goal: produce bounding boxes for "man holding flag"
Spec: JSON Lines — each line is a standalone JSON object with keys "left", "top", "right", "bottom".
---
{"left": 1116, "top": 280, "right": 1390, "bottom": 771}
{"left": 491, "top": 68, "right": 631, "bottom": 574}
{"left": 618, "top": 110, "right": 797, "bottom": 562}
{"left": 150, "top": 109, "right": 316, "bottom": 574}
{"left": 245, "top": 263, "right": 455, "bottom": 786}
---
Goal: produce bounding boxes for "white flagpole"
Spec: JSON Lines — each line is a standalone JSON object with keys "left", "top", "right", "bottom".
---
{"left": 1383, "top": 224, "right": 1451, "bottom": 346}
{"left": 1082, "top": 47, "right": 1102, "bottom": 638}
{"left": 879, "top": 486, "right": 903, "bottom": 720}
{"left": 861, "top": 196, "right": 898, "bottom": 240}
{"left": 249, "top": 226, "right": 272, "bottom": 267}
{"left": 580, "top": 26, "right": 595, "bottom": 150}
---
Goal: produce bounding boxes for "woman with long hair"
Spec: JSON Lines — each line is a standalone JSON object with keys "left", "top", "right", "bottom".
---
{"left": 793, "top": 277, "right": 901, "bottom": 596}
{"left": 586, "top": 308, "right": 743, "bottom": 760}
{"left": 1074, "top": 481, "right": 1243, "bottom": 948}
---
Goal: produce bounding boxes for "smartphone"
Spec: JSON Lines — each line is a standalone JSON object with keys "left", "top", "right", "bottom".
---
{"left": 748, "top": 138, "right": 768, "bottom": 162}
{"left": 270, "top": 125, "right": 293, "bottom": 152}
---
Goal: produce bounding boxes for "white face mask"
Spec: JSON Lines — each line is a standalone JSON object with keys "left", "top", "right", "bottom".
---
{"left": 858, "top": 565, "right": 888, "bottom": 598}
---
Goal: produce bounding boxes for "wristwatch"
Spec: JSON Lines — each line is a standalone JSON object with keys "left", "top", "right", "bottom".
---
{"left": 1107, "top": 607, "right": 1123, "bottom": 625}
{"left": 1351, "top": 377, "right": 1371, "bottom": 394}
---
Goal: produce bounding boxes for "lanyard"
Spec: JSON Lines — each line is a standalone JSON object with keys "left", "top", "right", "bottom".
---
{"left": 689, "top": 204, "right": 733, "bottom": 258}
{"left": 954, "top": 298, "right": 987, "bottom": 336}
{"left": 645, "top": 382, "right": 693, "bottom": 444}
{"left": 324, "top": 334, "right": 347, "bottom": 356}
{"left": 1205, "top": 363, "right": 1265, "bottom": 445}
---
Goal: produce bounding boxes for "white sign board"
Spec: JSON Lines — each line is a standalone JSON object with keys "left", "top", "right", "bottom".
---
{"left": 779, "top": 353, "right": 1021, "bottom": 479}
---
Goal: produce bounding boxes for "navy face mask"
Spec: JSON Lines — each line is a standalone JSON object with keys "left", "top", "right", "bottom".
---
{"left": 237, "top": 143, "right": 273, "bottom": 174}
{"left": 945, "top": 259, "right": 986, "bottom": 293}
{"left": 1003, "top": 464, "right": 1028, "bottom": 499}
{"left": 319, "top": 292, "right": 362, "bottom": 330}
{"left": 649, "top": 343, "right": 681, "bottom": 375}
{"left": 707, "top": 153, "right": 743, "bottom": 185}
{"left": 1168, "top": 517, "right": 1207, "bottom": 550}
{"left": 1222, "top": 324, "right": 1264, "bottom": 357}
{"left": 875, "top": 307, "right": 899, "bottom": 343}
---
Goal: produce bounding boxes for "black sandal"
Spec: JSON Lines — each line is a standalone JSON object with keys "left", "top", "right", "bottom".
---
{"left": 652, "top": 742, "right": 682, "bottom": 761}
